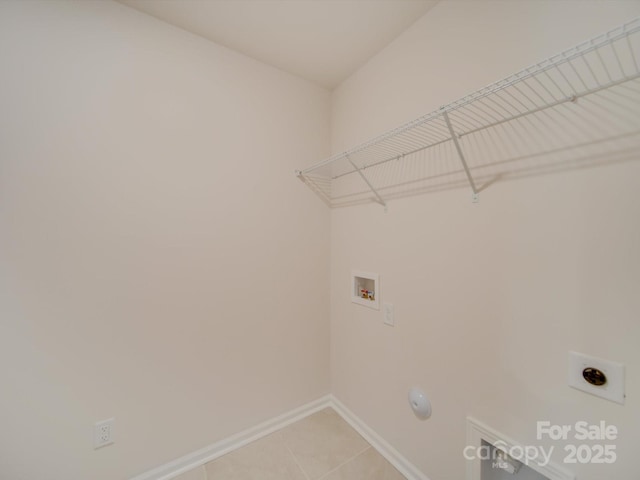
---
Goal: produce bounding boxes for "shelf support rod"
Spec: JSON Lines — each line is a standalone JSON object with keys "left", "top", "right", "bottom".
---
{"left": 346, "top": 156, "right": 387, "bottom": 208}
{"left": 443, "top": 111, "right": 478, "bottom": 195}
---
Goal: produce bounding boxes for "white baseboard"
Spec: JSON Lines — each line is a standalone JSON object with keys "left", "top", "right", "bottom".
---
{"left": 130, "top": 395, "right": 332, "bottom": 480}
{"left": 329, "top": 395, "right": 430, "bottom": 480}
{"left": 130, "top": 394, "right": 428, "bottom": 480}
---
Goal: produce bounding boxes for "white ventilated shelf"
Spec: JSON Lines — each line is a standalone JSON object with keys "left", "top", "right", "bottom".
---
{"left": 297, "top": 18, "right": 640, "bottom": 208}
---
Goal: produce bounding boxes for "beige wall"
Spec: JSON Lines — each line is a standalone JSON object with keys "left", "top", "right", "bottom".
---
{"left": 0, "top": 1, "right": 330, "bottom": 479}
{"left": 330, "top": 2, "right": 640, "bottom": 480}
{"left": 3, "top": 1, "right": 640, "bottom": 479}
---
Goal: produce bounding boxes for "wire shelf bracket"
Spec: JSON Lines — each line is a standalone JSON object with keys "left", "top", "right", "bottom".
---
{"left": 346, "top": 155, "right": 387, "bottom": 208}
{"left": 296, "top": 17, "right": 640, "bottom": 209}
{"left": 442, "top": 110, "right": 478, "bottom": 196}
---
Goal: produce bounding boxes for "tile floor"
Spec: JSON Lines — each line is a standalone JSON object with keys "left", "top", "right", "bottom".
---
{"left": 172, "top": 408, "right": 406, "bottom": 480}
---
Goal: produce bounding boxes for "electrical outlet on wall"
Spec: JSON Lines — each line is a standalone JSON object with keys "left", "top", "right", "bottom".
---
{"left": 94, "top": 418, "right": 115, "bottom": 449}
{"left": 383, "top": 302, "right": 395, "bottom": 326}
{"left": 568, "top": 352, "right": 625, "bottom": 404}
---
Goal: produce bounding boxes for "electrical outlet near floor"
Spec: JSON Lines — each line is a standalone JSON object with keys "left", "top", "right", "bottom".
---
{"left": 94, "top": 418, "right": 115, "bottom": 449}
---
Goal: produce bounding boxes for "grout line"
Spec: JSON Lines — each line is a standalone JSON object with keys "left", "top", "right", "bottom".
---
{"left": 284, "top": 443, "right": 311, "bottom": 480}
{"left": 315, "top": 445, "right": 372, "bottom": 480}
{"left": 329, "top": 396, "right": 426, "bottom": 480}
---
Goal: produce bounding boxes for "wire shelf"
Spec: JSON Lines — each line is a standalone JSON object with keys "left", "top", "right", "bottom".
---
{"left": 297, "top": 17, "right": 640, "bottom": 208}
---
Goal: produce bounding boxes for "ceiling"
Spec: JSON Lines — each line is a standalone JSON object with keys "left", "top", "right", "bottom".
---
{"left": 117, "top": 0, "right": 438, "bottom": 89}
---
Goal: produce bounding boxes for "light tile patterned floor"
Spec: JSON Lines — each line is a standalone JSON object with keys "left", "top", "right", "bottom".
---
{"left": 173, "top": 408, "right": 406, "bottom": 480}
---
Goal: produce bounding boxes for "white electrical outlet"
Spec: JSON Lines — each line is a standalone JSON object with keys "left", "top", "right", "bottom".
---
{"left": 94, "top": 418, "right": 115, "bottom": 449}
{"left": 383, "top": 302, "right": 395, "bottom": 326}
